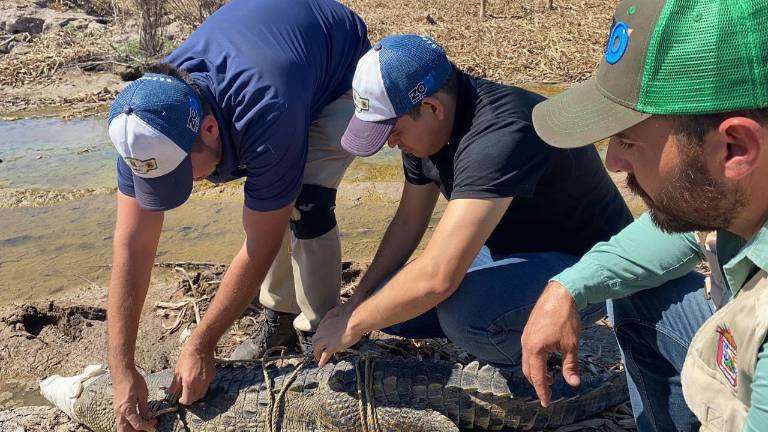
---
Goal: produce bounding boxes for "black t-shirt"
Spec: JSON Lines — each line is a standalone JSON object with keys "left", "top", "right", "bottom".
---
{"left": 403, "top": 72, "right": 633, "bottom": 257}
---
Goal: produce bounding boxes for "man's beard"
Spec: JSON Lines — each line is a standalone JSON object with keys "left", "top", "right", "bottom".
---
{"left": 625, "top": 148, "right": 746, "bottom": 233}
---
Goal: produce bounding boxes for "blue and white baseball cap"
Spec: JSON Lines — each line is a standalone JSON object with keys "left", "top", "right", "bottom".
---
{"left": 108, "top": 73, "right": 203, "bottom": 211}
{"left": 341, "top": 35, "right": 454, "bottom": 157}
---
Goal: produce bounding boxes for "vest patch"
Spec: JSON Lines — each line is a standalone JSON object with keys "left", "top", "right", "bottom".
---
{"left": 716, "top": 326, "right": 738, "bottom": 387}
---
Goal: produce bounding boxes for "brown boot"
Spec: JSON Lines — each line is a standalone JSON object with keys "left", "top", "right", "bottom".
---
{"left": 229, "top": 308, "right": 298, "bottom": 360}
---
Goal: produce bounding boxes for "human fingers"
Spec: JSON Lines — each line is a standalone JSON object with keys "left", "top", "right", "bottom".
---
{"left": 115, "top": 415, "right": 138, "bottom": 432}
{"left": 527, "top": 353, "right": 553, "bottom": 407}
{"left": 312, "top": 336, "right": 326, "bottom": 364}
{"left": 124, "top": 407, "right": 156, "bottom": 431}
{"left": 319, "top": 351, "right": 333, "bottom": 368}
{"left": 561, "top": 349, "right": 581, "bottom": 388}
{"left": 166, "top": 375, "right": 181, "bottom": 403}
{"left": 178, "top": 377, "right": 203, "bottom": 405}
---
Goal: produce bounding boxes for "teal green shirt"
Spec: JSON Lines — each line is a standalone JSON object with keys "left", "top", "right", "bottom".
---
{"left": 553, "top": 212, "right": 768, "bottom": 431}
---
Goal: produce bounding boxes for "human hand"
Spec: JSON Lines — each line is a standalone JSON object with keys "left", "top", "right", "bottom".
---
{"left": 167, "top": 344, "right": 216, "bottom": 405}
{"left": 521, "top": 280, "right": 583, "bottom": 407}
{"left": 312, "top": 304, "right": 364, "bottom": 367}
{"left": 111, "top": 367, "right": 157, "bottom": 432}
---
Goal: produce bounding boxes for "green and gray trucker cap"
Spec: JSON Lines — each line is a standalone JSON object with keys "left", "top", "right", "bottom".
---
{"left": 533, "top": 0, "right": 768, "bottom": 148}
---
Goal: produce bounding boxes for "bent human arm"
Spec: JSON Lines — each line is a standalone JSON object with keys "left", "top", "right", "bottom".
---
{"left": 350, "top": 196, "right": 511, "bottom": 331}
{"left": 522, "top": 212, "right": 703, "bottom": 407}
{"left": 347, "top": 181, "right": 440, "bottom": 306}
{"left": 108, "top": 191, "right": 164, "bottom": 431}
{"left": 553, "top": 212, "right": 703, "bottom": 310}
{"left": 171, "top": 203, "right": 293, "bottom": 404}
{"left": 313, "top": 196, "right": 512, "bottom": 366}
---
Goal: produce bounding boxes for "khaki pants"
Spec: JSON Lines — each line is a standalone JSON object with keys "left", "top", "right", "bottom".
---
{"left": 258, "top": 91, "right": 355, "bottom": 332}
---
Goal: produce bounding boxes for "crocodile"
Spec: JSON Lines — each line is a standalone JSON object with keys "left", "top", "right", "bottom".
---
{"left": 40, "top": 356, "right": 627, "bottom": 432}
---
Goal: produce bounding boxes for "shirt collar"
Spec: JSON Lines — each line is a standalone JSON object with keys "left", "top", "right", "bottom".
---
{"left": 720, "top": 219, "right": 768, "bottom": 295}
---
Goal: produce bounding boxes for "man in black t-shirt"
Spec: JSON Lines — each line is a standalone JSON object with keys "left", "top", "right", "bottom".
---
{"left": 312, "top": 35, "right": 633, "bottom": 367}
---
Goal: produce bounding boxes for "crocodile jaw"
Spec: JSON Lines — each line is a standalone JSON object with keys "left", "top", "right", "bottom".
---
{"left": 39, "top": 364, "right": 107, "bottom": 423}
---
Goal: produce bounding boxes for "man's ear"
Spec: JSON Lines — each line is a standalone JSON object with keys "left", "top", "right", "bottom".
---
{"left": 200, "top": 114, "right": 219, "bottom": 141}
{"left": 422, "top": 96, "right": 446, "bottom": 121}
{"left": 718, "top": 117, "right": 763, "bottom": 180}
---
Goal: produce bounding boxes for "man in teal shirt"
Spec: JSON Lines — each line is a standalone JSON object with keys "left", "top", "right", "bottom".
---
{"left": 521, "top": 1, "right": 768, "bottom": 431}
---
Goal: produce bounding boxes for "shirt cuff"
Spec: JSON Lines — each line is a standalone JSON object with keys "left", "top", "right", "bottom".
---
{"left": 550, "top": 261, "right": 608, "bottom": 311}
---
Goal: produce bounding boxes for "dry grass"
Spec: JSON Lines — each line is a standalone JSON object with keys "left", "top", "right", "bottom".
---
{"left": 342, "top": 0, "right": 618, "bottom": 84}
{"left": 0, "top": 0, "right": 619, "bottom": 111}
{"left": 135, "top": 0, "right": 164, "bottom": 56}
{"left": 166, "top": 0, "right": 226, "bottom": 27}
{"left": 0, "top": 30, "right": 112, "bottom": 87}
{"left": 54, "top": 0, "right": 127, "bottom": 18}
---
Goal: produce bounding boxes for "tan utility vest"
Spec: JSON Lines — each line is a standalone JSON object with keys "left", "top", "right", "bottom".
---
{"left": 681, "top": 231, "right": 768, "bottom": 431}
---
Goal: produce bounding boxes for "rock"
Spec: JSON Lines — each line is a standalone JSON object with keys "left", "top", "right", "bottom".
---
{"left": 164, "top": 20, "right": 187, "bottom": 40}
{"left": 8, "top": 16, "right": 44, "bottom": 34}
{"left": 0, "top": 406, "right": 89, "bottom": 432}
{"left": 0, "top": 41, "right": 14, "bottom": 55}
{"left": 85, "top": 20, "right": 106, "bottom": 33}
{"left": 10, "top": 41, "right": 31, "bottom": 56}
{"left": 49, "top": 17, "right": 92, "bottom": 32}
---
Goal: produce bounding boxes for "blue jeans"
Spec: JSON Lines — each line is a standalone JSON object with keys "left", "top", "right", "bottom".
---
{"left": 608, "top": 271, "right": 713, "bottom": 432}
{"left": 381, "top": 251, "right": 606, "bottom": 366}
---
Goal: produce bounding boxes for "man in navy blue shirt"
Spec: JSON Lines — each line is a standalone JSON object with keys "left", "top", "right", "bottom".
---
{"left": 106, "top": 1, "right": 369, "bottom": 430}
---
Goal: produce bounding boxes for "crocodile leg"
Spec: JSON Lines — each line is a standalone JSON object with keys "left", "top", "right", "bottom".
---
{"left": 374, "top": 407, "right": 459, "bottom": 432}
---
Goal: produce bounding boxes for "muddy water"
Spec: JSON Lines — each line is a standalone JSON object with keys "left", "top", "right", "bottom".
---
{"left": 0, "top": 118, "right": 115, "bottom": 189}
{"left": 0, "top": 195, "right": 247, "bottom": 304}
{"left": 0, "top": 117, "right": 410, "bottom": 306}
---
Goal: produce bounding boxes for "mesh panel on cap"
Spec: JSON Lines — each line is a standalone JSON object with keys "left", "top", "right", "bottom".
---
{"left": 108, "top": 74, "right": 202, "bottom": 153}
{"left": 378, "top": 35, "right": 453, "bottom": 116}
{"left": 638, "top": 0, "right": 768, "bottom": 114}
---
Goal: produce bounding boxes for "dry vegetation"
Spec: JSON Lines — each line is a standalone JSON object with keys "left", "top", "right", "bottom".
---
{"left": 0, "top": 30, "right": 112, "bottom": 87}
{"left": 0, "top": 0, "right": 619, "bottom": 118}
{"left": 343, "top": 0, "right": 616, "bottom": 84}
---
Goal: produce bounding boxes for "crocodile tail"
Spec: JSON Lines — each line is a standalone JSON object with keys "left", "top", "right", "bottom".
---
{"left": 369, "top": 359, "right": 510, "bottom": 430}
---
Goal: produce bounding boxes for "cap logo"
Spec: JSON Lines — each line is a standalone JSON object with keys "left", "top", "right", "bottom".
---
{"left": 124, "top": 157, "right": 158, "bottom": 175}
{"left": 187, "top": 96, "right": 201, "bottom": 133}
{"left": 408, "top": 82, "right": 428, "bottom": 104}
{"left": 353, "top": 89, "right": 370, "bottom": 112}
{"left": 605, "top": 21, "right": 630, "bottom": 65}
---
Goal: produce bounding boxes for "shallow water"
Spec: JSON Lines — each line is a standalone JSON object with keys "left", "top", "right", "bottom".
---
{"left": 0, "top": 194, "right": 246, "bottom": 304}
{"left": 0, "top": 117, "right": 407, "bottom": 305}
{"left": 0, "top": 118, "right": 115, "bottom": 189}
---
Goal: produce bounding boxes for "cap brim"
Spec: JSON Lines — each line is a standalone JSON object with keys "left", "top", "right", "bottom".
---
{"left": 341, "top": 116, "right": 397, "bottom": 157}
{"left": 532, "top": 78, "right": 651, "bottom": 148}
{"left": 133, "top": 156, "right": 193, "bottom": 211}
